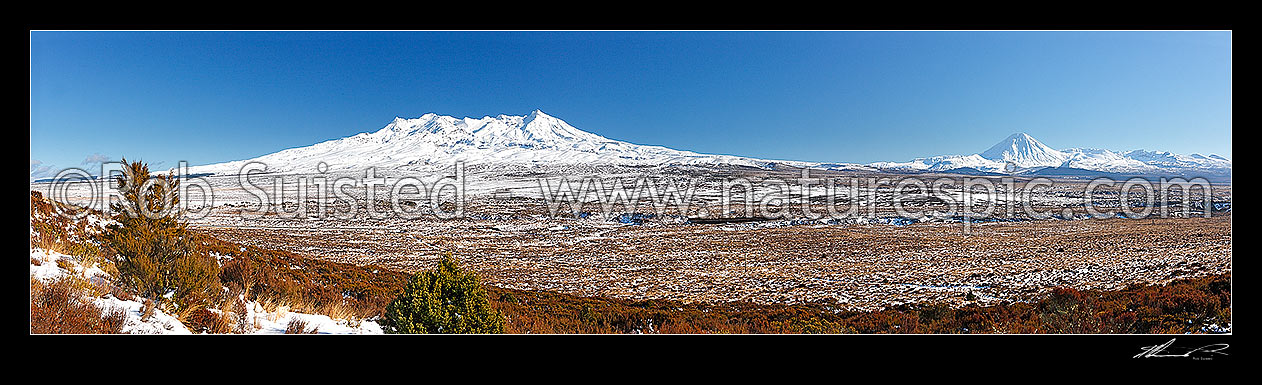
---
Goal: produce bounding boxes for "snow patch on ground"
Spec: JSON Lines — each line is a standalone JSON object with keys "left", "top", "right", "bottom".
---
{"left": 247, "top": 305, "right": 383, "bottom": 335}
{"left": 31, "top": 248, "right": 190, "bottom": 334}
{"left": 93, "top": 296, "right": 192, "bottom": 334}
{"left": 30, "top": 248, "right": 380, "bottom": 335}
{"left": 30, "top": 248, "right": 108, "bottom": 282}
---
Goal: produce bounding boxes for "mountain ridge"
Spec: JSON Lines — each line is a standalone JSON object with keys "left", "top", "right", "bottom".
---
{"left": 869, "top": 133, "right": 1229, "bottom": 177}
{"left": 186, "top": 111, "right": 1229, "bottom": 178}
{"left": 186, "top": 110, "right": 820, "bottom": 175}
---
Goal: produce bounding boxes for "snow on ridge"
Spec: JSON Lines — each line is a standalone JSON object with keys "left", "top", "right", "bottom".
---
{"left": 180, "top": 113, "right": 1226, "bottom": 177}
{"left": 869, "top": 133, "right": 1231, "bottom": 176}
{"left": 979, "top": 132, "right": 1068, "bottom": 168}
{"left": 186, "top": 110, "right": 838, "bottom": 176}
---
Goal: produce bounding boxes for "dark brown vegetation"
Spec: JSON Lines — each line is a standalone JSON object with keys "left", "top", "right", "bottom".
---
{"left": 29, "top": 191, "right": 107, "bottom": 268}
{"left": 31, "top": 184, "right": 1231, "bottom": 334}
{"left": 185, "top": 307, "right": 235, "bottom": 334}
{"left": 32, "top": 185, "right": 409, "bottom": 332}
{"left": 284, "top": 318, "right": 320, "bottom": 334}
{"left": 485, "top": 273, "right": 1230, "bottom": 334}
{"left": 30, "top": 277, "right": 126, "bottom": 334}
{"left": 201, "top": 208, "right": 1232, "bottom": 309}
{"left": 197, "top": 232, "right": 409, "bottom": 320}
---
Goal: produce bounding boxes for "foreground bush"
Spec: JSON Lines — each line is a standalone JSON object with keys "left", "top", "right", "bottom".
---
{"left": 104, "top": 158, "right": 220, "bottom": 320}
{"left": 382, "top": 255, "right": 504, "bottom": 334}
{"left": 29, "top": 191, "right": 107, "bottom": 268}
{"left": 30, "top": 277, "right": 126, "bottom": 334}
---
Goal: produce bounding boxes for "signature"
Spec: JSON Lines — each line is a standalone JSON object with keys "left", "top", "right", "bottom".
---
{"left": 1134, "top": 338, "right": 1229, "bottom": 359}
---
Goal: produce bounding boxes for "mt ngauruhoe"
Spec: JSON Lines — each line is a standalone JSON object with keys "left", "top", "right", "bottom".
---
{"left": 189, "top": 110, "right": 1230, "bottom": 178}
{"left": 872, "top": 131, "right": 1231, "bottom": 177}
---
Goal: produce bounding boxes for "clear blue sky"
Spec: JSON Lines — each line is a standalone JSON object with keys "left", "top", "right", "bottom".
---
{"left": 30, "top": 31, "right": 1231, "bottom": 177}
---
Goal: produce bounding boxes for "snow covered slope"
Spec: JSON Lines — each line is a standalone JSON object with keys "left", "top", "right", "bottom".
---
{"left": 183, "top": 111, "right": 1226, "bottom": 178}
{"left": 188, "top": 110, "right": 830, "bottom": 175}
{"left": 869, "top": 132, "right": 1230, "bottom": 177}
{"left": 980, "top": 133, "right": 1069, "bottom": 168}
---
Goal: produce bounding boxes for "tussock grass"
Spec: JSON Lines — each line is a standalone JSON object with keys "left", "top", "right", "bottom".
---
{"left": 284, "top": 318, "right": 320, "bottom": 334}
{"left": 30, "top": 276, "right": 127, "bottom": 334}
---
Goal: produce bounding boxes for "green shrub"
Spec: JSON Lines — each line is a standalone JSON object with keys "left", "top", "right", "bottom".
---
{"left": 382, "top": 255, "right": 504, "bottom": 334}
{"left": 103, "top": 158, "right": 220, "bottom": 320}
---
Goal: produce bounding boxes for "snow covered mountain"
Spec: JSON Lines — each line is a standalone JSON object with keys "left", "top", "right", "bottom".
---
{"left": 185, "top": 110, "right": 1227, "bottom": 179}
{"left": 188, "top": 110, "right": 827, "bottom": 175}
{"left": 980, "top": 133, "right": 1069, "bottom": 168}
{"left": 868, "top": 132, "right": 1230, "bottom": 177}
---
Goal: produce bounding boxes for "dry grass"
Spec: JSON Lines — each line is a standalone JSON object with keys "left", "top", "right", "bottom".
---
{"left": 232, "top": 297, "right": 253, "bottom": 333}
{"left": 30, "top": 276, "right": 127, "bottom": 334}
{"left": 486, "top": 273, "right": 1231, "bottom": 334}
{"left": 185, "top": 308, "right": 235, "bottom": 334}
{"left": 257, "top": 295, "right": 359, "bottom": 326}
{"left": 31, "top": 186, "right": 1230, "bottom": 334}
{"left": 203, "top": 213, "right": 1231, "bottom": 310}
{"left": 139, "top": 298, "right": 156, "bottom": 322}
{"left": 29, "top": 191, "right": 109, "bottom": 270}
{"left": 196, "top": 232, "right": 408, "bottom": 320}
{"left": 284, "top": 318, "right": 320, "bottom": 334}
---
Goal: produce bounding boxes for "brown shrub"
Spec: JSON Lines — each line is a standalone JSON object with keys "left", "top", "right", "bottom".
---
{"left": 100, "top": 307, "right": 128, "bottom": 333}
{"left": 30, "top": 277, "right": 126, "bottom": 334}
{"left": 192, "top": 231, "right": 410, "bottom": 320}
{"left": 185, "top": 308, "right": 235, "bottom": 334}
{"left": 29, "top": 191, "right": 108, "bottom": 268}
{"left": 481, "top": 273, "right": 1230, "bottom": 334}
{"left": 110, "top": 285, "right": 136, "bottom": 302}
{"left": 285, "top": 318, "right": 319, "bottom": 334}
{"left": 140, "top": 299, "right": 156, "bottom": 322}
{"left": 219, "top": 257, "right": 258, "bottom": 296}
{"left": 231, "top": 297, "right": 253, "bottom": 333}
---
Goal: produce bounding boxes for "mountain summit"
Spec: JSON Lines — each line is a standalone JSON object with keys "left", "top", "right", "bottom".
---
{"left": 185, "top": 112, "right": 1228, "bottom": 178}
{"left": 187, "top": 111, "right": 800, "bottom": 175}
{"left": 374, "top": 109, "right": 610, "bottom": 151}
{"left": 979, "top": 133, "right": 1069, "bottom": 168}
{"left": 870, "top": 132, "right": 1230, "bottom": 176}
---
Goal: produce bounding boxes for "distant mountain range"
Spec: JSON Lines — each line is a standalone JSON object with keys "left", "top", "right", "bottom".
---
{"left": 186, "top": 110, "right": 1230, "bottom": 179}
{"left": 870, "top": 132, "right": 1231, "bottom": 178}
